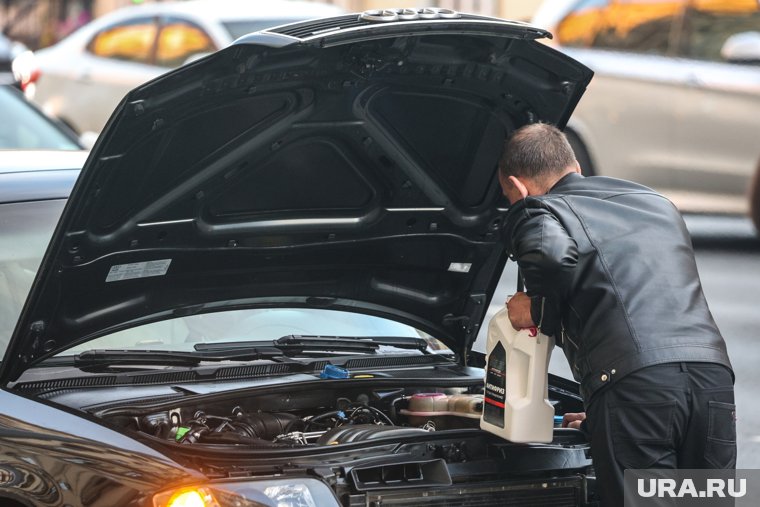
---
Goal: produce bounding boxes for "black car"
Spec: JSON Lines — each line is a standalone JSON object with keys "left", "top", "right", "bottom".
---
{"left": 0, "top": 9, "right": 594, "bottom": 507}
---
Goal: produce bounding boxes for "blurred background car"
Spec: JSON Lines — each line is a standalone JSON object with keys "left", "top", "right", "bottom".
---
{"left": 0, "top": 84, "right": 85, "bottom": 151}
{"left": 0, "top": 82, "right": 87, "bottom": 349}
{"left": 0, "top": 144, "right": 84, "bottom": 356}
{"left": 21, "top": 0, "right": 343, "bottom": 135}
{"left": 532, "top": 0, "right": 760, "bottom": 229}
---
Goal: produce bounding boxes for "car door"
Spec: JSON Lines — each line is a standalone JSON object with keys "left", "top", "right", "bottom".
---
{"left": 670, "top": 1, "right": 760, "bottom": 214}
{"left": 556, "top": 0, "right": 685, "bottom": 188}
{"left": 59, "top": 16, "right": 162, "bottom": 134}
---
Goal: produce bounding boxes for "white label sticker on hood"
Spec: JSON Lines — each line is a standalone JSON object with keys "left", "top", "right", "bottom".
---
{"left": 448, "top": 262, "right": 471, "bottom": 273}
{"left": 106, "top": 259, "right": 172, "bottom": 282}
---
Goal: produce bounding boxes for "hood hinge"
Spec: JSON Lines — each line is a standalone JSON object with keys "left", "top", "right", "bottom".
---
{"left": 27, "top": 320, "right": 46, "bottom": 355}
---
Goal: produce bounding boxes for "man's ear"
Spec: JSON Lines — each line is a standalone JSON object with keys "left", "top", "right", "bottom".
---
{"left": 508, "top": 176, "right": 529, "bottom": 200}
{"left": 575, "top": 160, "right": 582, "bottom": 174}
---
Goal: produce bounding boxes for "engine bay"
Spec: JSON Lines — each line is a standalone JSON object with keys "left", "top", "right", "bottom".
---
{"left": 109, "top": 388, "right": 489, "bottom": 448}
{"left": 23, "top": 366, "right": 595, "bottom": 505}
{"left": 88, "top": 369, "right": 586, "bottom": 452}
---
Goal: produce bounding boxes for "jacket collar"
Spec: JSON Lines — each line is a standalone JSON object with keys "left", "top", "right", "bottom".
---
{"left": 503, "top": 171, "right": 583, "bottom": 245}
{"left": 548, "top": 171, "right": 584, "bottom": 194}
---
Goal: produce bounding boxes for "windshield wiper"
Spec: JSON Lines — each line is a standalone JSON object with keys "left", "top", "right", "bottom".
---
{"left": 68, "top": 347, "right": 283, "bottom": 367}
{"left": 279, "top": 335, "right": 430, "bottom": 352}
{"left": 54, "top": 336, "right": 432, "bottom": 368}
{"left": 194, "top": 335, "right": 430, "bottom": 354}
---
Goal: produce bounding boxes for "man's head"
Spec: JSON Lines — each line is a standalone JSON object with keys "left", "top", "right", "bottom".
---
{"left": 498, "top": 123, "right": 580, "bottom": 204}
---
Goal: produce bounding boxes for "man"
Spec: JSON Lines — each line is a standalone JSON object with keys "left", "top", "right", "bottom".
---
{"left": 499, "top": 123, "right": 735, "bottom": 506}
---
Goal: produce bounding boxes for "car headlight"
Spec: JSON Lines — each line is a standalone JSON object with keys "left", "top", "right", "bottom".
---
{"left": 155, "top": 488, "right": 218, "bottom": 507}
{"left": 153, "top": 478, "right": 340, "bottom": 507}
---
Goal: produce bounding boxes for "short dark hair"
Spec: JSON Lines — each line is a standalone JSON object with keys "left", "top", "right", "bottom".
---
{"left": 499, "top": 123, "right": 576, "bottom": 180}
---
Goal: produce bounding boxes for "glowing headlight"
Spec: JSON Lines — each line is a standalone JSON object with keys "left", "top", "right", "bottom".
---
{"left": 154, "top": 487, "right": 219, "bottom": 507}
{"left": 154, "top": 478, "right": 339, "bottom": 507}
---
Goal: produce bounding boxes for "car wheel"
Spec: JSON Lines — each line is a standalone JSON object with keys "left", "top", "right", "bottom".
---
{"left": 566, "top": 130, "right": 595, "bottom": 176}
{"left": 750, "top": 160, "right": 760, "bottom": 232}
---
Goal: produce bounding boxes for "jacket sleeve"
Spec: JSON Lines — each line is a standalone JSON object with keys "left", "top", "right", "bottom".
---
{"left": 509, "top": 205, "right": 578, "bottom": 337}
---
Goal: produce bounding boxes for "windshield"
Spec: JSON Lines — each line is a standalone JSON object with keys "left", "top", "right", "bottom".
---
{"left": 58, "top": 308, "right": 450, "bottom": 355}
{"left": 0, "top": 199, "right": 66, "bottom": 358}
{"left": 0, "top": 86, "right": 80, "bottom": 150}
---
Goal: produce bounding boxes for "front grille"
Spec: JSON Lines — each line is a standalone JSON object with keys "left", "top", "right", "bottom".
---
{"left": 349, "top": 481, "right": 582, "bottom": 507}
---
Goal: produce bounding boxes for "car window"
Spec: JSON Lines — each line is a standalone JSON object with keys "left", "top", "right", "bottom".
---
{"left": 680, "top": 0, "right": 760, "bottom": 62}
{"left": 221, "top": 19, "right": 296, "bottom": 40}
{"left": 558, "top": 0, "right": 685, "bottom": 55}
{"left": 87, "top": 17, "right": 158, "bottom": 64}
{"left": 58, "top": 308, "right": 450, "bottom": 354}
{"left": 0, "top": 200, "right": 66, "bottom": 360}
{"left": 0, "top": 86, "right": 80, "bottom": 150}
{"left": 156, "top": 17, "right": 216, "bottom": 68}
{"left": 555, "top": 0, "right": 610, "bottom": 47}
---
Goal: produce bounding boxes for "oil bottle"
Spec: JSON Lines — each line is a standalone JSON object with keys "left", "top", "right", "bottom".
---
{"left": 480, "top": 306, "right": 555, "bottom": 443}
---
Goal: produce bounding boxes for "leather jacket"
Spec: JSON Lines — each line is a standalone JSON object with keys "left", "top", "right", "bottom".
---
{"left": 504, "top": 172, "right": 733, "bottom": 403}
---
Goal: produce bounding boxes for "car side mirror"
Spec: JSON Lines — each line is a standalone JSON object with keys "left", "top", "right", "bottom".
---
{"left": 721, "top": 31, "right": 760, "bottom": 64}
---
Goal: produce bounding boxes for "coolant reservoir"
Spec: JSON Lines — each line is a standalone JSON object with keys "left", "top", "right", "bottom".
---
{"left": 400, "top": 393, "right": 483, "bottom": 429}
{"left": 480, "top": 307, "right": 555, "bottom": 443}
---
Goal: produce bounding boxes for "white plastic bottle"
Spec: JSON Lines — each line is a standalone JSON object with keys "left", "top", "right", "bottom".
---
{"left": 480, "top": 307, "right": 555, "bottom": 443}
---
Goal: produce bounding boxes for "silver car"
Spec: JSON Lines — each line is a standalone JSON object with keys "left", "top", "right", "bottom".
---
{"left": 532, "top": 0, "right": 760, "bottom": 226}
{"left": 23, "top": 0, "right": 342, "bottom": 136}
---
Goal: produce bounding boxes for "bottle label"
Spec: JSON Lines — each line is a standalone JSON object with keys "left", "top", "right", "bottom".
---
{"left": 483, "top": 341, "right": 506, "bottom": 427}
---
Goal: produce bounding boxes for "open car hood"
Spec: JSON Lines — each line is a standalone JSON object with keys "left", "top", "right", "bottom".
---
{"left": 2, "top": 13, "right": 592, "bottom": 381}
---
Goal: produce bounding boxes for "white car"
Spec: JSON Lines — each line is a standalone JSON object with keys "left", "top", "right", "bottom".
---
{"left": 532, "top": 0, "right": 760, "bottom": 223}
{"left": 24, "top": 0, "right": 343, "bottom": 135}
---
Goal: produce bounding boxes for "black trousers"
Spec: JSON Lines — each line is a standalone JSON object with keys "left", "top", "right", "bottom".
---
{"left": 584, "top": 362, "right": 736, "bottom": 507}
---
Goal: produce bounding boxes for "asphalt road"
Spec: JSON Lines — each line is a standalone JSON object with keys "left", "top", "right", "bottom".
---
{"left": 687, "top": 215, "right": 760, "bottom": 469}
{"left": 473, "top": 214, "right": 760, "bottom": 469}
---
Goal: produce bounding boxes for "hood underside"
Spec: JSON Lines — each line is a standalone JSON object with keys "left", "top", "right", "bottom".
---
{"left": 3, "top": 15, "right": 592, "bottom": 381}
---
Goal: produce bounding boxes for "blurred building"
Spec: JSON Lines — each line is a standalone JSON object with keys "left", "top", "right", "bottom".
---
{"left": 325, "top": 0, "right": 542, "bottom": 20}
{"left": 1, "top": 0, "right": 94, "bottom": 49}
{"left": 0, "top": 0, "right": 542, "bottom": 50}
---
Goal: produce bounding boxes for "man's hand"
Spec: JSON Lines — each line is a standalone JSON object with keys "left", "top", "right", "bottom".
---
{"left": 562, "top": 412, "right": 586, "bottom": 430}
{"left": 506, "top": 292, "right": 535, "bottom": 330}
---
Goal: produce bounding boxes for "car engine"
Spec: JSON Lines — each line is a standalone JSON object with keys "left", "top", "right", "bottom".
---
{"left": 24, "top": 368, "right": 594, "bottom": 506}
{"left": 121, "top": 391, "right": 485, "bottom": 447}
